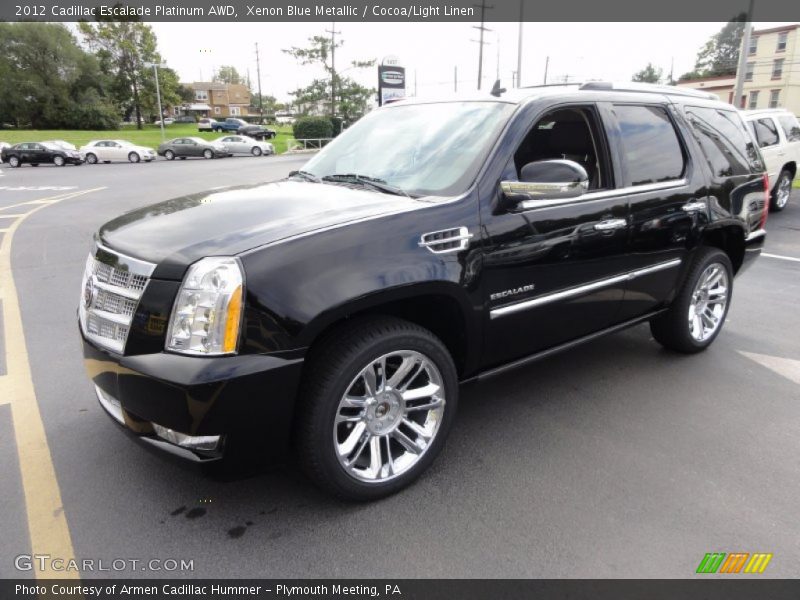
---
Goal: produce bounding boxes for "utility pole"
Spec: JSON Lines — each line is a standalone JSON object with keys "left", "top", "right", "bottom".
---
{"left": 454, "top": 65, "right": 458, "bottom": 92}
{"left": 145, "top": 62, "right": 166, "bottom": 142}
{"left": 516, "top": 0, "right": 523, "bottom": 87}
{"left": 472, "top": 0, "right": 493, "bottom": 90}
{"left": 255, "top": 42, "right": 264, "bottom": 122}
{"left": 733, "top": 0, "right": 755, "bottom": 109}
{"left": 326, "top": 22, "right": 340, "bottom": 117}
{"left": 543, "top": 56, "right": 549, "bottom": 84}
{"left": 414, "top": 69, "right": 418, "bottom": 96}
{"left": 495, "top": 33, "right": 500, "bottom": 81}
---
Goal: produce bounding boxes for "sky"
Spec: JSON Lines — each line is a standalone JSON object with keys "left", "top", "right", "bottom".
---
{"left": 147, "top": 22, "right": 793, "bottom": 103}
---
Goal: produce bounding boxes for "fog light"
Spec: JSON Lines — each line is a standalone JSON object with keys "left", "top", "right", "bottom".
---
{"left": 151, "top": 423, "right": 220, "bottom": 452}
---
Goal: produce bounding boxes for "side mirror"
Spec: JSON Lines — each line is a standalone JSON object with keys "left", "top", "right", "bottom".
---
{"left": 500, "top": 159, "right": 589, "bottom": 208}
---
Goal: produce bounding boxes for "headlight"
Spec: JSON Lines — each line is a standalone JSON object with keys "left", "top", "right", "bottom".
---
{"left": 166, "top": 257, "right": 244, "bottom": 355}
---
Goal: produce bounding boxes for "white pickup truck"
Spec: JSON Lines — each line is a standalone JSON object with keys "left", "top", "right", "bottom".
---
{"left": 743, "top": 108, "right": 800, "bottom": 211}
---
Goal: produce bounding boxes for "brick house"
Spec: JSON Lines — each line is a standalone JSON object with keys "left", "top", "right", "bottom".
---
{"left": 176, "top": 82, "right": 252, "bottom": 118}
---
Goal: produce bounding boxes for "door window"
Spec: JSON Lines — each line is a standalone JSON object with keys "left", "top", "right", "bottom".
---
{"left": 683, "top": 106, "right": 761, "bottom": 177}
{"left": 752, "top": 118, "right": 779, "bottom": 147}
{"left": 512, "top": 106, "right": 610, "bottom": 191}
{"left": 613, "top": 105, "right": 685, "bottom": 186}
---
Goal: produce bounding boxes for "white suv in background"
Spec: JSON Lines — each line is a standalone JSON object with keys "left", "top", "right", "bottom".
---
{"left": 743, "top": 109, "right": 800, "bottom": 211}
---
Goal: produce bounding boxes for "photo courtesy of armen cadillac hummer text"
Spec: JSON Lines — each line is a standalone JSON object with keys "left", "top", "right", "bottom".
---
{"left": 78, "top": 82, "right": 768, "bottom": 501}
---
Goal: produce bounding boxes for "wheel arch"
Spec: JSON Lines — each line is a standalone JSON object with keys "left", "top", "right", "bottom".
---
{"left": 780, "top": 161, "right": 796, "bottom": 181}
{"left": 300, "top": 283, "right": 478, "bottom": 379}
{"left": 700, "top": 223, "right": 746, "bottom": 274}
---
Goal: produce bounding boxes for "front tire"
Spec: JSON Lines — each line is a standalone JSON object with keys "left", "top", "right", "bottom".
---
{"left": 8, "top": 156, "right": 20, "bottom": 168}
{"left": 53, "top": 155, "right": 65, "bottom": 167}
{"left": 85, "top": 153, "right": 98, "bottom": 165}
{"left": 251, "top": 146, "right": 262, "bottom": 157}
{"left": 771, "top": 169, "right": 793, "bottom": 212}
{"left": 203, "top": 149, "right": 213, "bottom": 159}
{"left": 296, "top": 317, "right": 458, "bottom": 501}
{"left": 164, "top": 150, "right": 175, "bottom": 160}
{"left": 128, "top": 152, "right": 140, "bottom": 163}
{"left": 650, "top": 247, "right": 733, "bottom": 353}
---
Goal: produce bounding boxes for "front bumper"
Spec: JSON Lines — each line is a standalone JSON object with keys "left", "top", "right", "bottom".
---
{"left": 83, "top": 334, "right": 304, "bottom": 461}
{"left": 740, "top": 228, "right": 766, "bottom": 274}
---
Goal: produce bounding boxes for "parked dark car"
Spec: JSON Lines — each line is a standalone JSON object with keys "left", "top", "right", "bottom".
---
{"left": 211, "top": 117, "right": 275, "bottom": 139}
{"left": 2, "top": 142, "right": 84, "bottom": 167}
{"left": 156, "top": 137, "right": 230, "bottom": 160}
{"left": 79, "top": 82, "right": 767, "bottom": 500}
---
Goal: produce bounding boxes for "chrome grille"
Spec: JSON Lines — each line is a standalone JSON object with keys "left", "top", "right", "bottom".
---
{"left": 79, "top": 243, "right": 155, "bottom": 354}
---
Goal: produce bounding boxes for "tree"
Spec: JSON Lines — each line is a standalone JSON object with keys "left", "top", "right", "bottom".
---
{"left": 632, "top": 63, "right": 663, "bottom": 84}
{"left": 215, "top": 65, "right": 244, "bottom": 85}
{"left": 283, "top": 34, "right": 375, "bottom": 121}
{"left": 79, "top": 17, "right": 163, "bottom": 128}
{"left": 0, "top": 22, "right": 118, "bottom": 129}
{"left": 694, "top": 17, "right": 745, "bottom": 77}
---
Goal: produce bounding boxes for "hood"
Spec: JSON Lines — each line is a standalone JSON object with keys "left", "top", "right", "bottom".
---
{"left": 98, "top": 180, "right": 423, "bottom": 279}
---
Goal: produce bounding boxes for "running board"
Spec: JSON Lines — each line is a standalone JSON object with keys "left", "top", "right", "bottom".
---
{"left": 463, "top": 309, "right": 666, "bottom": 384}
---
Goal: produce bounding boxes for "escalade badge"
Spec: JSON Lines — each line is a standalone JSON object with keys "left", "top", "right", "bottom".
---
{"left": 490, "top": 284, "right": 535, "bottom": 301}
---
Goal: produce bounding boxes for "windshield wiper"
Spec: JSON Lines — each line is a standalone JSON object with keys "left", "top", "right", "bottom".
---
{"left": 288, "top": 170, "right": 321, "bottom": 183}
{"left": 321, "top": 173, "right": 411, "bottom": 198}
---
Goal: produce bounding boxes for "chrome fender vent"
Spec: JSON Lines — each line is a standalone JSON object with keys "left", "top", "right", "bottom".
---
{"left": 418, "top": 227, "right": 473, "bottom": 254}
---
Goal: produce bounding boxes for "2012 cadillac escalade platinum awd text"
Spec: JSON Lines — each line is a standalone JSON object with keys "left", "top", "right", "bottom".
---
{"left": 79, "top": 82, "right": 768, "bottom": 500}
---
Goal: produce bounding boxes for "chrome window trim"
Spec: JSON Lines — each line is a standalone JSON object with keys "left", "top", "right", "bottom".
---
{"left": 490, "top": 258, "right": 682, "bottom": 319}
{"left": 518, "top": 178, "right": 688, "bottom": 211}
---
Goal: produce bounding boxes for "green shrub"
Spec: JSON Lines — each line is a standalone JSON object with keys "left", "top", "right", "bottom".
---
{"left": 293, "top": 116, "right": 333, "bottom": 140}
{"left": 329, "top": 116, "right": 343, "bottom": 136}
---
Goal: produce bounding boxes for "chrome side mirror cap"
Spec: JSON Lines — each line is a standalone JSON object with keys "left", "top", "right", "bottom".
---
{"left": 500, "top": 159, "right": 589, "bottom": 206}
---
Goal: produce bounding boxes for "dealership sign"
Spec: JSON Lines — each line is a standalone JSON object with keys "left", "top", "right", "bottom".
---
{"left": 378, "top": 55, "right": 406, "bottom": 106}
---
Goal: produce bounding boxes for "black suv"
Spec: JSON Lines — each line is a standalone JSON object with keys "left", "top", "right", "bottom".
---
{"left": 79, "top": 82, "right": 767, "bottom": 500}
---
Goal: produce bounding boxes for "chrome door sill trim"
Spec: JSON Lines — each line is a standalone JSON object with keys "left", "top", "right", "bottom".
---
{"left": 490, "top": 258, "right": 682, "bottom": 319}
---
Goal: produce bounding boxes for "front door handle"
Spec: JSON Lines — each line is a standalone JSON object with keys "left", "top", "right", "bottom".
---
{"left": 682, "top": 201, "right": 707, "bottom": 213}
{"left": 594, "top": 218, "right": 627, "bottom": 231}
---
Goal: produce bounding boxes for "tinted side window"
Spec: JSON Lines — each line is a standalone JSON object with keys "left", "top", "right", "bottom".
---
{"left": 779, "top": 115, "right": 800, "bottom": 142}
{"left": 613, "top": 105, "right": 684, "bottom": 186}
{"left": 684, "top": 106, "right": 761, "bottom": 177}
{"left": 753, "top": 118, "right": 779, "bottom": 147}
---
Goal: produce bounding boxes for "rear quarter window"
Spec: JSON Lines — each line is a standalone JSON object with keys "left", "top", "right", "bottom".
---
{"left": 778, "top": 115, "right": 800, "bottom": 142}
{"left": 613, "top": 104, "right": 685, "bottom": 186}
{"left": 683, "top": 106, "right": 762, "bottom": 177}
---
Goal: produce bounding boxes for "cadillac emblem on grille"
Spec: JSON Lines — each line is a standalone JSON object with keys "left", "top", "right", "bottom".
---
{"left": 79, "top": 243, "right": 156, "bottom": 354}
{"left": 83, "top": 276, "right": 95, "bottom": 309}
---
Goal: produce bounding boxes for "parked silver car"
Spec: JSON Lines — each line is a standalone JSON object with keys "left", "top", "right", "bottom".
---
{"left": 213, "top": 135, "right": 275, "bottom": 156}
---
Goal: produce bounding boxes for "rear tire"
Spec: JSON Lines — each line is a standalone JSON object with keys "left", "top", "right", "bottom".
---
{"left": 85, "top": 153, "right": 98, "bottom": 165}
{"left": 164, "top": 150, "right": 175, "bottom": 160}
{"left": 650, "top": 247, "right": 733, "bottom": 354}
{"left": 296, "top": 317, "right": 458, "bottom": 501}
{"left": 771, "top": 169, "right": 793, "bottom": 212}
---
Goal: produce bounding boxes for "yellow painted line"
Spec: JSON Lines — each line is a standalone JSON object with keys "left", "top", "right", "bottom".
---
{"left": 0, "top": 214, "right": 25, "bottom": 218}
{"left": 0, "top": 186, "right": 105, "bottom": 578}
{"left": 0, "top": 190, "right": 86, "bottom": 213}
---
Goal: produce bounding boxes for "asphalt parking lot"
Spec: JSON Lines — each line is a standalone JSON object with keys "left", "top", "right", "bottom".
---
{"left": 0, "top": 156, "right": 798, "bottom": 579}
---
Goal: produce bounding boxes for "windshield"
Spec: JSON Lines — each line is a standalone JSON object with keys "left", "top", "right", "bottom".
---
{"left": 302, "top": 101, "right": 514, "bottom": 197}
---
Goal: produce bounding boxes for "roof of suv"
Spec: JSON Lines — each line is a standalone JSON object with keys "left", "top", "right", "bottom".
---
{"left": 741, "top": 108, "right": 796, "bottom": 119}
{"left": 393, "top": 81, "right": 721, "bottom": 107}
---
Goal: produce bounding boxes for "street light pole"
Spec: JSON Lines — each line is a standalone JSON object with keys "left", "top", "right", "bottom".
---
{"left": 146, "top": 62, "right": 167, "bottom": 142}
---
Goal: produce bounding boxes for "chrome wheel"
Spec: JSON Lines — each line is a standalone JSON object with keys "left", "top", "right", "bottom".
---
{"left": 333, "top": 350, "right": 445, "bottom": 483}
{"left": 775, "top": 175, "right": 791, "bottom": 209}
{"left": 688, "top": 263, "right": 729, "bottom": 342}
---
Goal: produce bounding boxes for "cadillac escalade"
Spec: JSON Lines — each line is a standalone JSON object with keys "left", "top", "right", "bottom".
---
{"left": 79, "top": 82, "right": 768, "bottom": 500}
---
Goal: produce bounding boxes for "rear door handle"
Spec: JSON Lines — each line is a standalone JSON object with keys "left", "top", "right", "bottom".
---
{"left": 593, "top": 218, "right": 627, "bottom": 231}
{"left": 682, "top": 201, "right": 707, "bottom": 213}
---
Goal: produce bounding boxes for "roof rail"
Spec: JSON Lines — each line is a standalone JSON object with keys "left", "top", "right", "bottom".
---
{"left": 520, "top": 82, "right": 583, "bottom": 90}
{"left": 579, "top": 81, "right": 718, "bottom": 100}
